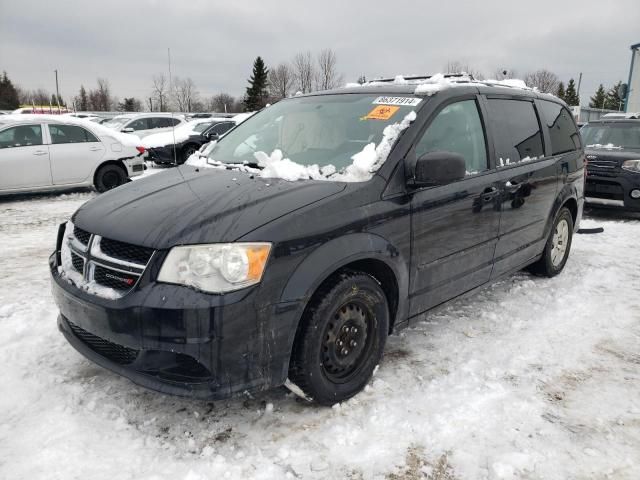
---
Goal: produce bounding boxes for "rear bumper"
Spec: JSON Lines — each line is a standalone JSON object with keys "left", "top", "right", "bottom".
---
{"left": 585, "top": 173, "right": 640, "bottom": 211}
{"left": 148, "top": 147, "right": 180, "bottom": 165}
{"left": 50, "top": 252, "right": 302, "bottom": 400}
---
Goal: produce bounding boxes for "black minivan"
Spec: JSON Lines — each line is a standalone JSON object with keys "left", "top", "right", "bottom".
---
{"left": 51, "top": 78, "right": 585, "bottom": 405}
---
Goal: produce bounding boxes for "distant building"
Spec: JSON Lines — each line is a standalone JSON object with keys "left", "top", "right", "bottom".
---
{"left": 625, "top": 42, "right": 640, "bottom": 112}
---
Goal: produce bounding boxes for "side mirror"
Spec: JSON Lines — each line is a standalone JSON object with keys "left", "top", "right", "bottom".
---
{"left": 121, "top": 127, "right": 134, "bottom": 133}
{"left": 413, "top": 151, "right": 466, "bottom": 186}
{"left": 205, "top": 132, "right": 219, "bottom": 141}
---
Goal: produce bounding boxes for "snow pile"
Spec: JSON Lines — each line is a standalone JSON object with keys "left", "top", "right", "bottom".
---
{"left": 232, "top": 112, "right": 255, "bottom": 124}
{"left": 586, "top": 143, "right": 623, "bottom": 150}
{"left": 254, "top": 150, "right": 334, "bottom": 181}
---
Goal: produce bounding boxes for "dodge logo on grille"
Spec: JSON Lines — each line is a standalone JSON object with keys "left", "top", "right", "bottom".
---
{"left": 105, "top": 273, "right": 135, "bottom": 286}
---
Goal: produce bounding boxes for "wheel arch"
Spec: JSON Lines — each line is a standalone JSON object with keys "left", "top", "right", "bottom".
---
{"left": 93, "top": 159, "right": 128, "bottom": 186}
{"left": 280, "top": 233, "right": 410, "bottom": 336}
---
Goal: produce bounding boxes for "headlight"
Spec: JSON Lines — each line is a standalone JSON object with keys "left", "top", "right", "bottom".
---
{"left": 157, "top": 243, "right": 271, "bottom": 293}
{"left": 622, "top": 159, "right": 640, "bottom": 173}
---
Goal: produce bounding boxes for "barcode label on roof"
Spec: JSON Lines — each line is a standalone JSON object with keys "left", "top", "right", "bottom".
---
{"left": 372, "top": 96, "right": 422, "bottom": 107}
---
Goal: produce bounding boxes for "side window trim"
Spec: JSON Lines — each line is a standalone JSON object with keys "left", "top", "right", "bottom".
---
{"left": 409, "top": 94, "right": 491, "bottom": 180}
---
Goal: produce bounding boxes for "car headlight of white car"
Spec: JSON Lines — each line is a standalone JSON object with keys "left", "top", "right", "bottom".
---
{"left": 158, "top": 243, "right": 271, "bottom": 293}
{"left": 621, "top": 159, "right": 640, "bottom": 173}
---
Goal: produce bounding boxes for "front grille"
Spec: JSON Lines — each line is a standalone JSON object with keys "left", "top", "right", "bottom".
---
{"left": 71, "top": 252, "right": 84, "bottom": 273}
{"left": 100, "top": 237, "right": 154, "bottom": 265}
{"left": 93, "top": 265, "right": 138, "bottom": 291}
{"left": 73, "top": 226, "right": 91, "bottom": 246}
{"left": 64, "top": 225, "right": 155, "bottom": 298}
{"left": 67, "top": 320, "right": 139, "bottom": 365}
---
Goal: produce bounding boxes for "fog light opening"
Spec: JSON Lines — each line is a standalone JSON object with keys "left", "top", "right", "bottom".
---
{"left": 631, "top": 189, "right": 640, "bottom": 199}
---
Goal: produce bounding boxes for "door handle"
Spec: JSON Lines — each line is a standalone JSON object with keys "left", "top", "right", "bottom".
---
{"left": 33, "top": 150, "right": 48, "bottom": 156}
{"left": 89, "top": 146, "right": 102, "bottom": 152}
{"left": 481, "top": 186, "right": 499, "bottom": 202}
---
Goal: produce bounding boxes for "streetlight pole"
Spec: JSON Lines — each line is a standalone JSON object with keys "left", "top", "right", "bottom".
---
{"left": 54, "top": 69, "right": 60, "bottom": 100}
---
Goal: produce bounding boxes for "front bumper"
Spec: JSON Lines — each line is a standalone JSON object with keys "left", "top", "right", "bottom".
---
{"left": 585, "top": 173, "right": 640, "bottom": 211}
{"left": 50, "top": 252, "right": 302, "bottom": 400}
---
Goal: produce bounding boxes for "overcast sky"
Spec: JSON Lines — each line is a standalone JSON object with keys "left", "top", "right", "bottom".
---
{"left": 1, "top": 0, "right": 638, "bottom": 107}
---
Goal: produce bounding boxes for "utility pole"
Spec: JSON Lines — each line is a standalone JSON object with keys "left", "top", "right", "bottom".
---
{"left": 576, "top": 72, "right": 582, "bottom": 97}
{"left": 54, "top": 69, "right": 60, "bottom": 100}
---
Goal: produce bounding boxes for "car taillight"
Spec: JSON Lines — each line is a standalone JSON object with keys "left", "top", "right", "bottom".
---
{"left": 136, "top": 146, "right": 146, "bottom": 154}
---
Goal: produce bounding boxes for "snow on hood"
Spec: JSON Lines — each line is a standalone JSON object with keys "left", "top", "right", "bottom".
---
{"left": 187, "top": 110, "right": 416, "bottom": 182}
{"left": 142, "top": 119, "right": 218, "bottom": 148}
{"left": 586, "top": 143, "right": 624, "bottom": 150}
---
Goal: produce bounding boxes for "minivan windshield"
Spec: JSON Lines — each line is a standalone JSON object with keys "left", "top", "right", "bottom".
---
{"left": 581, "top": 122, "right": 640, "bottom": 149}
{"left": 206, "top": 94, "right": 421, "bottom": 172}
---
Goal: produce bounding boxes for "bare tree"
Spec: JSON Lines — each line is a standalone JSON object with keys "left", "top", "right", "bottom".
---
{"left": 444, "top": 61, "right": 484, "bottom": 80}
{"left": 17, "top": 87, "right": 51, "bottom": 105}
{"left": 171, "top": 77, "right": 199, "bottom": 112}
{"left": 292, "top": 51, "right": 315, "bottom": 94}
{"left": 151, "top": 74, "right": 169, "bottom": 111}
{"left": 524, "top": 69, "right": 559, "bottom": 93}
{"left": 209, "top": 93, "right": 235, "bottom": 113}
{"left": 267, "top": 63, "right": 294, "bottom": 100}
{"left": 316, "top": 49, "right": 343, "bottom": 90}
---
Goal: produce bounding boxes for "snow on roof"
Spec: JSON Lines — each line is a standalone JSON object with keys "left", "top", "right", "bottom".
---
{"left": 344, "top": 73, "right": 536, "bottom": 97}
{"left": 602, "top": 112, "right": 640, "bottom": 119}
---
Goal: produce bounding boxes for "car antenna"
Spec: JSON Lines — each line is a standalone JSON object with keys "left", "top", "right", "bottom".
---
{"left": 167, "top": 47, "right": 178, "bottom": 166}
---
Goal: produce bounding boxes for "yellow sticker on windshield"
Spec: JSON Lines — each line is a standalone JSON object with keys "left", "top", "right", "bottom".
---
{"left": 364, "top": 105, "right": 399, "bottom": 120}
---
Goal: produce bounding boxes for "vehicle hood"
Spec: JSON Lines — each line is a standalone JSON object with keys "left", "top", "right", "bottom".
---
{"left": 72, "top": 166, "right": 346, "bottom": 249}
{"left": 585, "top": 146, "right": 640, "bottom": 166}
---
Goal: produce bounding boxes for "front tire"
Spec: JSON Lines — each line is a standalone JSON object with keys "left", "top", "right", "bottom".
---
{"left": 289, "top": 271, "right": 389, "bottom": 405}
{"left": 529, "top": 207, "right": 574, "bottom": 277}
{"left": 94, "top": 164, "right": 127, "bottom": 193}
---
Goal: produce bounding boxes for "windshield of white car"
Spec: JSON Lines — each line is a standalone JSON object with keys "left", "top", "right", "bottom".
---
{"left": 582, "top": 123, "right": 640, "bottom": 149}
{"left": 206, "top": 94, "right": 421, "bottom": 171}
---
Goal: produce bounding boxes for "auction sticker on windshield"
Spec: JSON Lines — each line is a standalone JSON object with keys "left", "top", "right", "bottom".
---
{"left": 372, "top": 96, "right": 422, "bottom": 106}
{"left": 364, "top": 105, "right": 400, "bottom": 120}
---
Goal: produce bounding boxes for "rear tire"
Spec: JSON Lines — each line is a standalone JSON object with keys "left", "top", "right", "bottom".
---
{"left": 288, "top": 271, "right": 389, "bottom": 405}
{"left": 529, "top": 207, "right": 574, "bottom": 277}
{"left": 94, "top": 164, "right": 127, "bottom": 193}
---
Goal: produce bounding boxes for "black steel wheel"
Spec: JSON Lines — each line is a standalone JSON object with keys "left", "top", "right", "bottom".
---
{"left": 289, "top": 271, "right": 389, "bottom": 405}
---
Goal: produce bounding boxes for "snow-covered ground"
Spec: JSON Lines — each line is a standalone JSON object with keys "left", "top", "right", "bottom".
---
{"left": 0, "top": 191, "right": 638, "bottom": 480}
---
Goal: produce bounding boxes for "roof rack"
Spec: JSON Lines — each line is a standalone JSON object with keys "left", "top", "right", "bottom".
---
{"left": 372, "top": 73, "right": 475, "bottom": 83}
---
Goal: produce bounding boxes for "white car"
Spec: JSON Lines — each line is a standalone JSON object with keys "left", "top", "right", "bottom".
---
{"left": 0, "top": 115, "right": 147, "bottom": 195}
{"left": 102, "top": 113, "right": 185, "bottom": 139}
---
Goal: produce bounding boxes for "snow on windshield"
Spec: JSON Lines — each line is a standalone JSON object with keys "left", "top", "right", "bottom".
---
{"left": 190, "top": 110, "right": 416, "bottom": 182}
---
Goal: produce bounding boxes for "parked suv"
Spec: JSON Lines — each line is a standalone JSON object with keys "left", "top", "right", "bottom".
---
{"left": 102, "top": 113, "right": 185, "bottom": 139}
{"left": 51, "top": 78, "right": 584, "bottom": 405}
{"left": 581, "top": 117, "right": 640, "bottom": 211}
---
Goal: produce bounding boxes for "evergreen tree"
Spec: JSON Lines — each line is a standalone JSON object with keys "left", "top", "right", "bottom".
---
{"left": 604, "top": 81, "right": 623, "bottom": 111}
{"left": 243, "top": 56, "right": 269, "bottom": 111}
{"left": 564, "top": 79, "right": 580, "bottom": 106}
{"left": 556, "top": 82, "right": 565, "bottom": 102}
{"left": 119, "top": 97, "right": 137, "bottom": 111}
{"left": 0, "top": 71, "right": 20, "bottom": 109}
{"left": 78, "top": 85, "right": 88, "bottom": 111}
{"left": 589, "top": 84, "right": 606, "bottom": 109}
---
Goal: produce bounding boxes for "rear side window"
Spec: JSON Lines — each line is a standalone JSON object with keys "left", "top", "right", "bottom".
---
{"left": 150, "top": 117, "right": 181, "bottom": 128}
{"left": 49, "top": 124, "right": 99, "bottom": 144}
{"left": 0, "top": 125, "right": 43, "bottom": 148}
{"left": 487, "top": 99, "right": 545, "bottom": 163}
{"left": 539, "top": 101, "right": 580, "bottom": 154}
{"left": 127, "top": 118, "right": 150, "bottom": 131}
{"left": 415, "top": 99, "right": 488, "bottom": 175}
